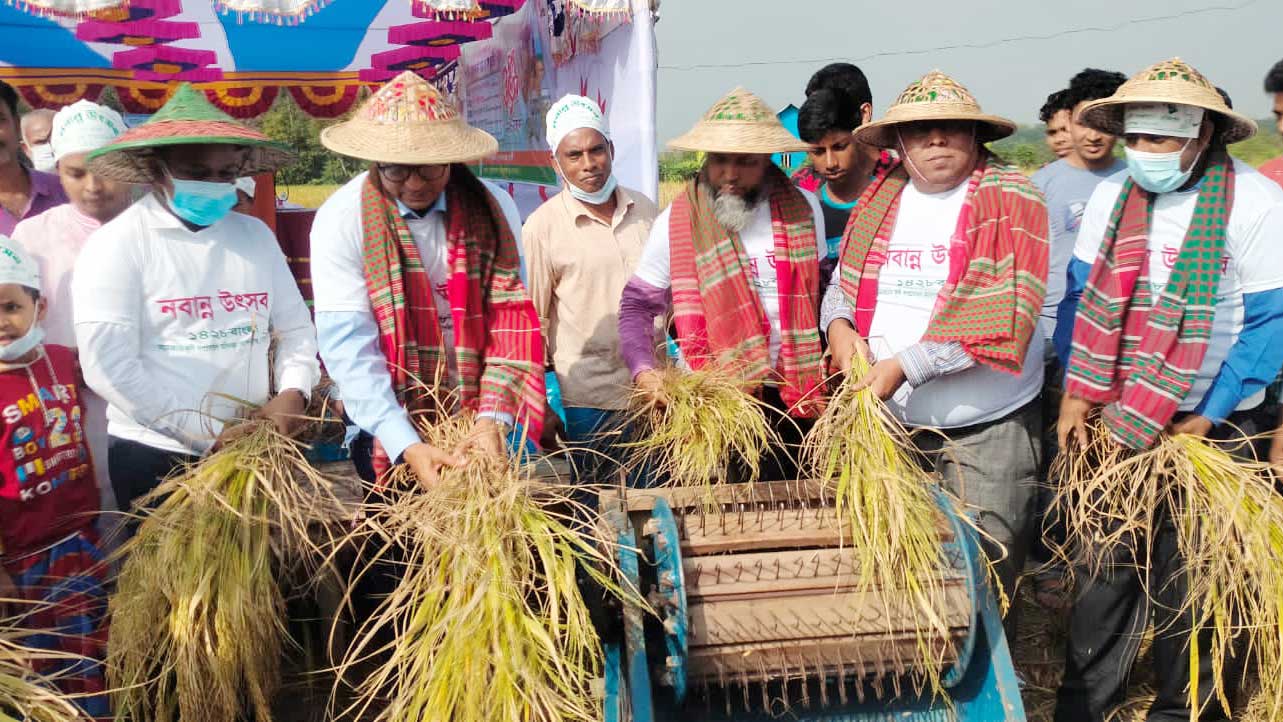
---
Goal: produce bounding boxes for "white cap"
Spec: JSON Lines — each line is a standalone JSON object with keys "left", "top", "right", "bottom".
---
{"left": 51, "top": 100, "right": 127, "bottom": 163}
{"left": 545, "top": 94, "right": 609, "bottom": 154}
{"left": 235, "top": 177, "right": 256, "bottom": 198}
{"left": 0, "top": 237, "right": 41, "bottom": 293}
{"left": 1123, "top": 102, "right": 1205, "bottom": 140}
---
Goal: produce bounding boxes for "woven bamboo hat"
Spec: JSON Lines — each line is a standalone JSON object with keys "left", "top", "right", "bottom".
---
{"left": 1077, "top": 58, "right": 1257, "bottom": 145}
{"left": 87, "top": 83, "right": 293, "bottom": 184}
{"left": 855, "top": 70, "right": 1016, "bottom": 148}
{"left": 667, "top": 87, "right": 811, "bottom": 154}
{"left": 321, "top": 71, "right": 497, "bottom": 165}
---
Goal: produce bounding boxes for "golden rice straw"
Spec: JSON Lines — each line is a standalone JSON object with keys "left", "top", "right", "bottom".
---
{"left": 1053, "top": 423, "right": 1283, "bottom": 722}
{"left": 624, "top": 364, "right": 782, "bottom": 491}
{"left": 337, "top": 412, "right": 644, "bottom": 722}
{"left": 0, "top": 626, "right": 83, "bottom": 722}
{"left": 108, "top": 424, "right": 345, "bottom": 722}
{"left": 802, "top": 355, "right": 962, "bottom": 699}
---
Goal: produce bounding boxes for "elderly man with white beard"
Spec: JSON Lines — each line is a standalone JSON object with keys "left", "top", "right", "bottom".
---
{"left": 617, "top": 87, "right": 828, "bottom": 482}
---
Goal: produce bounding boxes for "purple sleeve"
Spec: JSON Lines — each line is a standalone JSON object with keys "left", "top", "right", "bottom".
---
{"left": 618, "top": 276, "right": 670, "bottom": 379}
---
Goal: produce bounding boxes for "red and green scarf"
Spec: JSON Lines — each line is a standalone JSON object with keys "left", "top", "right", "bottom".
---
{"left": 668, "top": 166, "right": 826, "bottom": 417}
{"left": 1064, "top": 151, "right": 1234, "bottom": 450}
{"left": 837, "top": 153, "right": 1048, "bottom": 374}
{"left": 361, "top": 167, "right": 545, "bottom": 473}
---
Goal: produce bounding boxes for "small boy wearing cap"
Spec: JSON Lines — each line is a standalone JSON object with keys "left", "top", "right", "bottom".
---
{"left": 13, "top": 101, "right": 132, "bottom": 531}
{"left": 0, "top": 238, "right": 108, "bottom": 719}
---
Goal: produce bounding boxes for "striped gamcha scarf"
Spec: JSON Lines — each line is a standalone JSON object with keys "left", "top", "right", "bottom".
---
{"left": 360, "top": 167, "right": 545, "bottom": 474}
{"left": 1064, "top": 151, "right": 1234, "bottom": 450}
{"left": 668, "top": 166, "right": 826, "bottom": 417}
{"left": 837, "top": 153, "right": 1049, "bottom": 374}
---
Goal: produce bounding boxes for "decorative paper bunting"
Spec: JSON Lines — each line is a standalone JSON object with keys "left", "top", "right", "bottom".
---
{"left": 204, "top": 84, "right": 280, "bottom": 118}
{"left": 113, "top": 45, "right": 221, "bottom": 82}
{"left": 387, "top": 19, "right": 492, "bottom": 47}
{"left": 76, "top": 17, "right": 200, "bottom": 45}
{"left": 17, "top": 82, "right": 103, "bottom": 108}
{"left": 286, "top": 83, "right": 362, "bottom": 117}
{"left": 115, "top": 84, "right": 175, "bottom": 114}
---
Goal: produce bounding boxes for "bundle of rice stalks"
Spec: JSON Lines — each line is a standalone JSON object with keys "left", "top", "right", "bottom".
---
{"left": 624, "top": 365, "right": 781, "bottom": 489}
{"left": 339, "top": 413, "right": 643, "bottom": 722}
{"left": 108, "top": 424, "right": 346, "bottom": 722}
{"left": 1053, "top": 424, "right": 1283, "bottom": 722}
{"left": 0, "top": 628, "right": 82, "bottom": 722}
{"left": 801, "top": 355, "right": 958, "bottom": 698}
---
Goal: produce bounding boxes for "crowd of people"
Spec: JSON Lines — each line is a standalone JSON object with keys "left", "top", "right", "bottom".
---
{"left": 0, "top": 51, "right": 1282, "bottom": 721}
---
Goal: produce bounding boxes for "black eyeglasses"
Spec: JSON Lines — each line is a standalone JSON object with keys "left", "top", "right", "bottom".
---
{"left": 376, "top": 163, "right": 449, "bottom": 183}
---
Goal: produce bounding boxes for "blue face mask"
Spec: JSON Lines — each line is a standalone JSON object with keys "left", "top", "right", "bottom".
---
{"left": 1124, "top": 139, "right": 1201, "bottom": 194}
{"left": 163, "top": 176, "right": 239, "bottom": 227}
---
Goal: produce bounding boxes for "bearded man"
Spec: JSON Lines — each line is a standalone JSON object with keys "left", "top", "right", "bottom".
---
{"left": 618, "top": 87, "right": 827, "bottom": 482}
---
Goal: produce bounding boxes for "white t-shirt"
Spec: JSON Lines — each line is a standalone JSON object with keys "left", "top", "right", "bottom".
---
{"left": 72, "top": 194, "right": 321, "bottom": 455}
{"left": 634, "top": 189, "right": 826, "bottom": 365}
{"left": 1073, "top": 159, "right": 1283, "bottom": 412}
{"left": 867, "top": 181, "right": 1044, "bottom": 428}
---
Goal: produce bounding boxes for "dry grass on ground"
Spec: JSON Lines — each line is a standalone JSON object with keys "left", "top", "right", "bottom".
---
{"left": 279, "top": 184, "right": 341, "bottom": 209}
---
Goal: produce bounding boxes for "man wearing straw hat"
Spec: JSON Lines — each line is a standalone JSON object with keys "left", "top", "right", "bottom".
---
{"left": 522, "top": 94, "right": 657, "bottom": 478}
{"left": 618, "top": 87, "right": 828, "bottom": 481}
{"left": 71, "top": 84, "right": 321, "bottom": 524}
{"left": 820, "top": 70, "right": 1049, "bottom": 614}
{"left": 311, "top": 71, "right": 541, "bottom": 488}
{"left": 1054, "top": 59, "right": 1283, "bottom": 722}
{"left": 12, "top": 100, "right": 131, "bottom": 533}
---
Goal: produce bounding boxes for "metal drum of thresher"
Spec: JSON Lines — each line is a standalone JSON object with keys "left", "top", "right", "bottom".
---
{"left": 599, "top": 478, "right": 1018, "bottom": 721}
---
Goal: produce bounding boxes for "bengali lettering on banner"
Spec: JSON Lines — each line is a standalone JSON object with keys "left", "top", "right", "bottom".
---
{"left": 458, "top": 0, "right": 656, "bottom": 214}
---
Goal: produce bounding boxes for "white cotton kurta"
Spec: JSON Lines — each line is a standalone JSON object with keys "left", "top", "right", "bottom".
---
{"left": 72, "top": 194, "right": 320, "bottom": 456}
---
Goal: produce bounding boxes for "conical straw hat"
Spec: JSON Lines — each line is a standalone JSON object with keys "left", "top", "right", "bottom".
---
{"left": 321, "top": 70, "right": 498, "bottom": 165}
{"left": 1077, "top": 58, "right": 1257, "bottom": 145}
{"left": 855, "top": 70, "right": 1016, "bottom": 148}
{"left": 668, "top": 87, "right": 811, "bottom": 154}
{"left": 87, "top": 83, "right": 293, "bottom": 184}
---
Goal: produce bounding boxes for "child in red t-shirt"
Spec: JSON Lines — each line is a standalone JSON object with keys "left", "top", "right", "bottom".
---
{"left": 0, "top": 238, "right": 108, "bottom": 718}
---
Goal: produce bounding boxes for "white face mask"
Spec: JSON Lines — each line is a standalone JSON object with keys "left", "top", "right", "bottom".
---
{"left": 555, "top": 149, "right": 617, "bottom": 206}
{"left": 29, "top": 143, "right": 55, "bottom": 173}
{"left": 0, "top": 323, "right": 44, "bottom": 362}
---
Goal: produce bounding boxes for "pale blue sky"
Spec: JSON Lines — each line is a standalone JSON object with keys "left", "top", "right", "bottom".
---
{"left": 653, "top": 0, "right": 1282, "bottom": 142}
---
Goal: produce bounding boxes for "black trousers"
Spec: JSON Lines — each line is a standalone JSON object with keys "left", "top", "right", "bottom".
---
{"left": 1053, "top": 406, "right": 1271, "bottom": 722}
{"left": 727, "top": 385, "right": 814, "bottom": 484}
{"left": 108, "top": 436, "right": 198, "bottom": 540}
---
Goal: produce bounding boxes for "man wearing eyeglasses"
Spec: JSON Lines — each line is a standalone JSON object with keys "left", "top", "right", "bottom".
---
{"left": 310, "top": 73, "right": 528, "bottom": 486}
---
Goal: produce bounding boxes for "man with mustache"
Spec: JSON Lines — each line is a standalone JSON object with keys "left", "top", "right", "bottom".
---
{"left": 522, "top": 95, "right": 657, "bottom": 479}
{"left": 821, "top": 71, "right": 1049, "bottom": 621}
{"left": 618, "top": 87, "right": 827, "bottom": 481}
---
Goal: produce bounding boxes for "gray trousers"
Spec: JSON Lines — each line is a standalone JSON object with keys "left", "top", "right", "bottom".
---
{"left": 914, "top": 399, "right": 1043, "bottom": 633}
